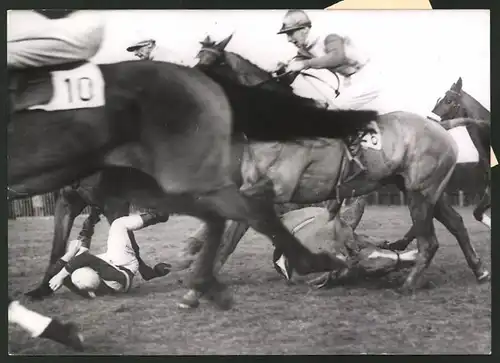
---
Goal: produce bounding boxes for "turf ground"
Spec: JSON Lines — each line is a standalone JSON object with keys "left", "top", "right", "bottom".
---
{"left": 8, "top": 206, "right": 491, "bottom": 355}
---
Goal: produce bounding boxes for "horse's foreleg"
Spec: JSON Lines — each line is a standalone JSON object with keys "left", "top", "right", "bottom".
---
{"left": 49, "top": 188, "right": 87, "bottom": 265}
{"left": 434, "top": 195, "right": 490, "bottom": 282}
{"left": 25, "top": 188, "right": 86, "bottom": 300}
{"left": 174, "top": 220, "right": 249, "bottom": 274}
{"left": 214, "top": 221, "right": 250, "bottom": 273}
{"left": 178, "top": 214, "right": 233, "bottom": 310}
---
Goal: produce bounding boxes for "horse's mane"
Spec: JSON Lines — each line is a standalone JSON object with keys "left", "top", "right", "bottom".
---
{"left": 207, "top": 72, "right": 376, "bottom": 141}
{"left": 224, "top": 51, "right": 274, "bottom": 81}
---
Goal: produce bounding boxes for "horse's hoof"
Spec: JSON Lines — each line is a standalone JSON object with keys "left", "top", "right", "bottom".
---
{"left": 205, "top": 284, "right": 234, "bottom": 311}
{"left": 476, "top": 269, "right": 491, "bottom": 283}
{"left": 177, "top": 290, "right": 202, "bottom": 309}
{"left": 25, "top": 287, "right": 53, "bottom": 301}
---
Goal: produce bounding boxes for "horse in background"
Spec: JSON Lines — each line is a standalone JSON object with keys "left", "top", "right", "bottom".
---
{"left": 386, "top": 78, "right": 490, "bottom": 251}
{"left": 432, "top": 77, "right": 490, "bottom": 228}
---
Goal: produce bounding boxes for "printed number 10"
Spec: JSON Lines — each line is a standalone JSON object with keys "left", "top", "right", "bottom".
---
{"left": 64, "top": 77, "right": 94, "bottom": 103}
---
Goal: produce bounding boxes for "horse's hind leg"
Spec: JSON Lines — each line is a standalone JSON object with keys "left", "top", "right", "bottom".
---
{"left": 400, "top": 191, "right": 439, "bottom": 293}
{"left": 434, "top": 195, "right": 490, "bottom": 282}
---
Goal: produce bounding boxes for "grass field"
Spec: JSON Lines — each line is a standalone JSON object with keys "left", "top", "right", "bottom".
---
{"left": 8, "top": 206, "right": 491, "bottom": 355}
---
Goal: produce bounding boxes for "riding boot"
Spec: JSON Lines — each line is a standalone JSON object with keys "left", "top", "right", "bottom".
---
{"left": 39, "top": 319, "right": 84, "bottom": 352}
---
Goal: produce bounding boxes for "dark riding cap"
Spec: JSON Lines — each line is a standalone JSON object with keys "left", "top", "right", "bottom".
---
{"left": 277, "top": 9, "right": 312, "bottom": 34}
{"left": 126, "top": 39, "right": 155, "bottom": 52}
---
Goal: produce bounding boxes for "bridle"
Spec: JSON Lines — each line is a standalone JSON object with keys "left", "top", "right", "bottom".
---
{"left": 434, "top": 89, "right": 464, "bottom": 120}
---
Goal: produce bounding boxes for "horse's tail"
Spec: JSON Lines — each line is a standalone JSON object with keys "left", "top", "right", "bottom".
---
{"left": 218, "top": 78, "right": 377, "bottom": 141}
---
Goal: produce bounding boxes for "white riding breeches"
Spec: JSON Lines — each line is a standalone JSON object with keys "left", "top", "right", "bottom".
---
{"left": 291, "top": 60, "right": 398, "bottom": 115}
{"left": 96, "top": 215, "right": 144, "bottom": 276}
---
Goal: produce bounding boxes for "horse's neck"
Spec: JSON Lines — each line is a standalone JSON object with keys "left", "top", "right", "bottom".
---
{"left": 224, "top": 52, "right": 291, "bottom": 92}
{"left": 462, "top": 90, "right": 490, "bottom": 120}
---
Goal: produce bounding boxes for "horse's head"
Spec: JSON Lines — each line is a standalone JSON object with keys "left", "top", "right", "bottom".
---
{"left": 196, "top": 35, "right": 232, "bottom": 72}
{"left": 432, "top": 77, "right": 467, "bottom": 120}
{"left": 195, "top": 34, "right": 295, "bottom": 93}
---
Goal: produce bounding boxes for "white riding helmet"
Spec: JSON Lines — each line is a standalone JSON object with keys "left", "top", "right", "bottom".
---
{"left": 71, "top": 267, "right": 100, "bottom": 291}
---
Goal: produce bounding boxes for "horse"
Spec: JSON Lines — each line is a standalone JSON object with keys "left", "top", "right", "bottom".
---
{"left": 172, "top": 35, "right": 490, "bottom": 294}
{"left": 385, "top": 78, "right": 491, "bottom": 251}
{"left": 9, "top": 59, "right": 374, "bottom": 310}
{"left": 432, "top": 77, "right": 490, "bottom": 228}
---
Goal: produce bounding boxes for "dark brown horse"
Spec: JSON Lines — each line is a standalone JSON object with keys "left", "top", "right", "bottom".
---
{"left": 10, "top": 59, "right": 374, "bottom": 310}
{"left": 386, "top": 78, "right": 490, "bottom": 251}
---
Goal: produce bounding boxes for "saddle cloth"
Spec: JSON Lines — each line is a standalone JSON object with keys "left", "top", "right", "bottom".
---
{"left": 9, "top": 60, "right": 105, "bottom": 112}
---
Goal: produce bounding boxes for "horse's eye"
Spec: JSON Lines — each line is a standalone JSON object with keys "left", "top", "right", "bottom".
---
{"left": 445, "top": 99, "right": 453, "bottom": 104}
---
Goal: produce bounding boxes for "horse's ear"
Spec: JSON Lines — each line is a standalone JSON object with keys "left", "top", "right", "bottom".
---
{"left": 199, "top": 35, "right": 215, "bottom": 47}
{"left": 216, "top": 33, "right": 234, "bottom": 51}
{"left": 454, "top": 77, "right": 463, "bottom": 91}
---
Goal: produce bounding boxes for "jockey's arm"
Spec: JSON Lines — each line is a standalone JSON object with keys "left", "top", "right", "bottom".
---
{"left": 303, "top": 34, "right": 346, "bottom": 69}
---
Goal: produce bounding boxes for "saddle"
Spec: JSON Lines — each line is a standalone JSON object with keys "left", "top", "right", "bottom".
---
{"left": 8, "top": 60, "right": 88, "bottom": 112}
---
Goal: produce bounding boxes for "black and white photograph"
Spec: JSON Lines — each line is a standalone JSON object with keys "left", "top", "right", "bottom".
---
{"left": 7, "top": 7, "right": 491, "bottom": 355}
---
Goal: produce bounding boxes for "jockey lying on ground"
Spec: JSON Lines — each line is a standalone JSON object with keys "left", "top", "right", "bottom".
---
{"left": 48, "top": 213, "right": 171, "bottom": 298}
{"left": 277, "top": 206, "right": 418, "bottom": 286}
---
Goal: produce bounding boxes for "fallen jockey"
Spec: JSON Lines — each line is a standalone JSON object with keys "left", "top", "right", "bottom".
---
{"left": 275, "top": 205, "right": 418, "bottom": 287}
{"left": 48, "top": 213, "right": 171, "bottom": 298}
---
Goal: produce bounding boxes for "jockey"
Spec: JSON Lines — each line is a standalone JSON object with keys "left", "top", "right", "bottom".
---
{"left": 276, "top": 205, "right": 418, "bottom": 286}
{"left": 48, "top": 212, "right": 171, "bottom": 298}
{"left": 126, "top": 38, "right": 187, "bottom": 65}
{"left": 276, "top": 9, "right": 390, "bottom": 178}
{"left": 7, "top": 10, "right": 105, "bottom": 69}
